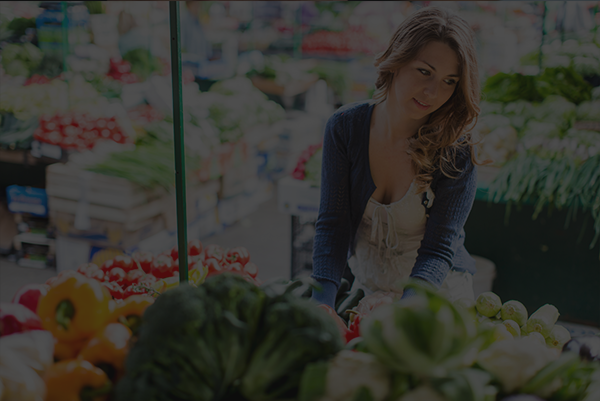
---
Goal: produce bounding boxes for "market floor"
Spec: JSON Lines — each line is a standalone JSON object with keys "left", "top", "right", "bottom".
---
{"left": 0, "top": 193, "right": 292, "bottom": 302}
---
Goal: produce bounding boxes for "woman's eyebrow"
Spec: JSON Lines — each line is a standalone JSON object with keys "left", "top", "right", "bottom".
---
{"left": 418, "top": 60, "right": 460, "bottom": 78}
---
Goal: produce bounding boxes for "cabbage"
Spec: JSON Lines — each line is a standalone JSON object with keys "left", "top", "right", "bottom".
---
{"left": 477, "top": 336, "right": 558, "bottom": 393}
{"left": 299, "top": 350, "right": 391, "bottom": 401}
{"left": 361, "top": 281, "right": 485, "bottom": 378}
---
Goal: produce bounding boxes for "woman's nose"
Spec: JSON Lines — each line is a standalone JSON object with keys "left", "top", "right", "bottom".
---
{"left": 423, "top": 81, "right": 438, "bottom": 99}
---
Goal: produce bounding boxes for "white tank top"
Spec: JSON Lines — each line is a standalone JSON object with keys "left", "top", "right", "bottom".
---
{"left": 348, "top": 180, "right": 435, "bottom": 295}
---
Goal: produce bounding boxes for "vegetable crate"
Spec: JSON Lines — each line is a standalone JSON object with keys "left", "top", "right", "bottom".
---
{"left": 464, "top": 193, "right": 600, "bottom": 327}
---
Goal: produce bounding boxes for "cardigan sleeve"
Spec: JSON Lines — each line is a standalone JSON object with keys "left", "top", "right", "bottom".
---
{"left": 311, "top": 111, "right": 353, "bottom": 307}
{"left": 410, "top": 147, "right": 478, "bottom": 288}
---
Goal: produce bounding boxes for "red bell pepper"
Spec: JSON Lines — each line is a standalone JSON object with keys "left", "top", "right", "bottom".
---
{"left": 131, "top": 251, "right": 154, "bottom": 274}
{"left": 226, "top": 262, "right": 244, "bottom": 275}
{"left": 188, "top": 239, "right": 203, "bottom": 256}
{"left": 0, "top": 302, "right": 44, "bottom": 336}
{"left": 168, "top": 246, "right": 179, "bottom": 262}
{"left": 345, "top": 314, "right": 361, "bottom": 343}
{"left": 204, "top": 258, "right": 225, "bottom": 279}
{"left": 204, "top": 244, "right": 225, "bottom": 265}
{"left": 76, "top": 263, "right": 104, "bottom": 281}
{"left": 225, "top": 247, "right": 250, "bottom": 266}
{"left": 100, "top": 259, "right": 116, "bottom": 275}
{"left": 150, "top": 255, "right": 176, "bottom": 279}
{"left": 122, "top": 284, "right": 152, "bottom": 299}
{"left": 188, "top": 254, "right": 203, "bottom": 271}
{"left": 242, "top": 262, "right": 259, "bottom": 279}
{"left": 123, "top": 269, "right": 145, "bottom": 288}
{"left": 112, "top": 255, "right": 136, "bottom": 273}
{"left": 317, "top": 304, "right": 350, "bottom": 343}
{"left": 102, "top": 281, "right": 125, "bottom": 300}
{"left": 11, "top": 283, "right": 49, "bottom": 313}
{"left": 106, "top": 267, "right": 127, "bottom": 286}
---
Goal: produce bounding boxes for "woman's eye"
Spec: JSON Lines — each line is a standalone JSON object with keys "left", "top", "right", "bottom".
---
{"left": 445, "top": 79, "right": 458, "bottom": 86}
{"left": 418, "top": 69, "right": 430, "bottom": 76}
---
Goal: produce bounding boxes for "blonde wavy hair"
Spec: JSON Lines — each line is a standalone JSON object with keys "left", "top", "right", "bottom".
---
{"left": 373, "top": 6, "right": 483, "bottom": 193}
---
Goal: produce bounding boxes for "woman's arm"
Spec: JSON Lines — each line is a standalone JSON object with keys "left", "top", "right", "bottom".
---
{"left": 410, "top": 147, "right": 478, "bottom": 288}
{"left": 311, "top": 113, "right": 353, "bottom": 307}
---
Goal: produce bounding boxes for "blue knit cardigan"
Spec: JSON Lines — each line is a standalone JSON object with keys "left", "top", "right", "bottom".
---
{"left": 311, "top": 100, "right": 478, "bottom": 307}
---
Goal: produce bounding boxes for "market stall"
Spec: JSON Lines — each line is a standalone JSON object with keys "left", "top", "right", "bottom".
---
{"left": 1, "top": 1, "right": 600, "bottom": 400}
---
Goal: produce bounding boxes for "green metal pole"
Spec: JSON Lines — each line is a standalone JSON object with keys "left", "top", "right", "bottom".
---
{"left": 61, "top": 2, "right": 70, "bottom": 110}
{"left": 169, "top": 1, "right": 188, "bottom": 282}
{"left": 61, "top": 1, "right": 68, "bottom": 74}
{"left": 538, "top": 2, "right": 548, "bottom": 74}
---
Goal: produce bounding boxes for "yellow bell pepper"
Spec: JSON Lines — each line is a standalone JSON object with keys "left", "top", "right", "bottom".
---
{"left": 44, "top": 359, "right": 111, "bottom": 401}
{"left": 109, "top": 295, "right": 154, "bottom": 334}
{"left": 38, "top": 272, "right": 112, "bottom": 342}
{"left": 78, "top": 323, "right": 132, "bottom": 381}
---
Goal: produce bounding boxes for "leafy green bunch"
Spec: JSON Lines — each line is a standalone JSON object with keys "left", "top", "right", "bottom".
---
{"left": 115, "top": 274, "right": 343, "bottom": 401}
{"left": 483, "top": 66, "right": 592, "bottom": 105}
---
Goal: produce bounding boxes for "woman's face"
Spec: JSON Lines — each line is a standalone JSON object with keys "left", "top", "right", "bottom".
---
{"left": 389, "top": 41, "right": 461, "bottom": 122}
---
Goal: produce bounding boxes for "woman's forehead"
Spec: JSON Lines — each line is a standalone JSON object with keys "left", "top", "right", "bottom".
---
{"left": 413, "top": 42, "right": 461, "bottom": 75}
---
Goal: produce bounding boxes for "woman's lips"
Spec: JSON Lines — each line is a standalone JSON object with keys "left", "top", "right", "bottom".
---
{"left": 413, "top": 98, "right": 431, "bottom": 110}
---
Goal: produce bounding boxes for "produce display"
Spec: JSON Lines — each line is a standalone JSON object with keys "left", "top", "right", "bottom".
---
{"left": 301, "top": 27, "right": 382, "bottom": 58}
{"left": 2, "top": 3, "right": 600, "bottom": 401}
{"left": 33, "top": 111, "right": 132, "bottom": 151}
{"left": 2, "top": 244, "right": 600, "bottom": 401}
{"left": 475, "top": 63, "right": 600, "bottom": 252}
{"left": 292, "top": 142, "right": 323, "bottom": 186}
{"left": 298, "top": 282, "right": 600, "bottom": 401}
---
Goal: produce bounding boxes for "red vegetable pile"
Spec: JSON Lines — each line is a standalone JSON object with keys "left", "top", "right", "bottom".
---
{"left": 34, "top": 111, "right": 131, "bottom": 150}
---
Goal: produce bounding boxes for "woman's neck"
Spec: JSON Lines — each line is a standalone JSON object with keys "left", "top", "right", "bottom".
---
{"left": 376, "top": 97, "right": 427, "bottom": 143}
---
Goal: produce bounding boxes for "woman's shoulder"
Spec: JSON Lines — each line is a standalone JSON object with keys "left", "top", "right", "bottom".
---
{"left": 328, "top": 99, "right": 374, "bottom": 125}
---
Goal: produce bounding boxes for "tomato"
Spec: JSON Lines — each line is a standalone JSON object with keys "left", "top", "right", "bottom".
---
{"left": 188, "top": 239, "right": 203, "bottom": 256}
{"left": 242, "top": 262, "right": 259, "bottom": 279}
{"left": 151, "top": 255, "right": 176, "bottom": 279}
{"left": 204, "top": 244, "right": 225, "bottom": 264}
{"left": 132, "top": 251, "right": 154, "bottom": 274}
{"left": 113, "top": 255, "right": 136, "bottom": 273}
{"left": 107, "top": 267, "right": 127, "bottom": 286}
{"left": 102, "top": 281, "right": 125, "bottom": 300}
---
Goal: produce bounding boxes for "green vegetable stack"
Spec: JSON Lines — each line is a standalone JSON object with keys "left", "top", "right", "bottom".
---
{"left": 299, "top": 280, "right": 499, "bottom": 401}
{"left": 1, "top": 43, "right": 43, "bottom": 77}
{"left": 464, "top": 291, "right": 571, "bottom": 350}
{"left": 115, "top": 274, "right": 343, "bottom": 401}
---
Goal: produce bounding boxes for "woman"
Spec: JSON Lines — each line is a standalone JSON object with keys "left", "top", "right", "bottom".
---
{"left": 311, "top": 6, "right": 484, "bottom": 308}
